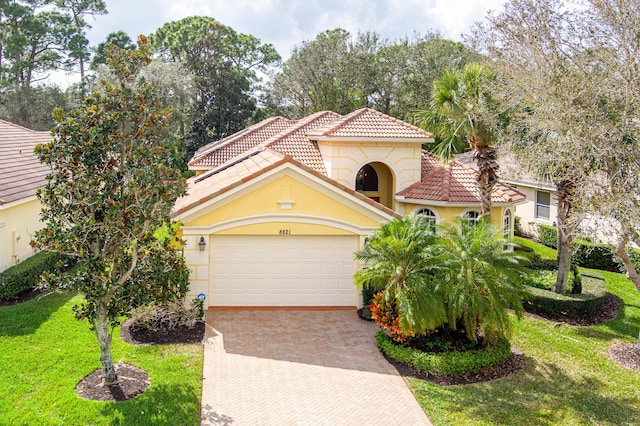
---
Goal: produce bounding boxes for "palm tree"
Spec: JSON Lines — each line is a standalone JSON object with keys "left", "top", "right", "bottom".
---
{"left": 414, "top": 63, "right": 500, "bottom": 218}
{"left": 433, "top": 217, "right": 527, "bottom": 344}
{"left": 354, "top": 215, "right": 445, "bottom": 337}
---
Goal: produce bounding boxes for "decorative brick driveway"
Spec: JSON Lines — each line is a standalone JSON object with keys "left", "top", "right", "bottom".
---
{"left": 201, "top": 310, "right": 432, "bottom": 425}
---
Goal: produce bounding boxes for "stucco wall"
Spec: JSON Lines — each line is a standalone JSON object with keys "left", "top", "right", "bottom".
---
{"left": 508, "top": 185, "right": 557, "bottom": 236}
{"left": 317, "top": 140, "right": 423, "bottom": 193}
{"left": 0, "top": 197, "right": 43, "bottom": 272}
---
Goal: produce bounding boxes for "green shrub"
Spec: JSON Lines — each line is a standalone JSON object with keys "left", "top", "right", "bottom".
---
{"left": 572, "top": 243, "right": 619, "bottom": 272}
{"left": 375, "top": 330, "right": 512, "bottom": 376}
{"left": 129, "top": 300, "right": 203, "bottom": 333}
{"left": 514, "top": 215, "right": 524, "bottom": 237}
{"left": 0, "top": 251, "right": 70, "bottom": 300}
{"left": 536, "top": 224, "right": 557, "bottom": 248}
{"left": 523, "top": 272, "right": 606, "bottom": 316}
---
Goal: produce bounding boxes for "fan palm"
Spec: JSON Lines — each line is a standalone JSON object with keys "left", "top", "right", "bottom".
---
{"left": 354, "top": 215, "right": 444, "bottom": 336}
{"left": 434, "top": 216, "right": 528, "bottom": 344}
{"left": 414, "top": 63, "right": 500, "bottom": 218}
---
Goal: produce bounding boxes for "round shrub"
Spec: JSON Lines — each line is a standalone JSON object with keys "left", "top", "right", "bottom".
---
{"left": 523, "top": 272, "right": 606, "bottom": 316}
{"left": 375, "top": 330, "right": 512, "bottom": 376}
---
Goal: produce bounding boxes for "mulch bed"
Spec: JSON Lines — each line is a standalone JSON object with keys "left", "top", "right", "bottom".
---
{"left": 523, "top": 292, "right": 622, "bottom": 326}
{"left": 384, "top": 348, "right": 526, "bottom": 386}
{"left": 0, "top": 289, "right": 45, "bottom": 307}
{"left": 76, "top": 362, "right": 150, "bottom": 402}
{"left": 609, "top": 342, "right": 640, "bottom": 374}
{"left": 119, "top": 318, "right": 205, "bottom": 345}
{"left": 74, "top": 320, "right": 204, "bottom": 401}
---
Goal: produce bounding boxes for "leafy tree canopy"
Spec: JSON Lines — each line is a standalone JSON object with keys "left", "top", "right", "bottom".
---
{"left": 34, "top": 35, "right": 189, "bottom": 384}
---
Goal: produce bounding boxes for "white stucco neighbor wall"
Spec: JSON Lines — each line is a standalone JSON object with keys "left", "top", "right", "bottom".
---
{"left": 507, "top": 182, "right": 557, "bottom": 237}
{"left": 0, "top": 196, "right": 43, "bottom": 272}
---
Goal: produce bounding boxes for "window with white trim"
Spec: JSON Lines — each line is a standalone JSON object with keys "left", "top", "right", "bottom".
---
{"left": 416, "top": 208, "right": 437, "bottom": 230}
{"left": 503, "top": 209, "right": 513, "bottom": 252}
{"left": 536, "top": 191, "right": 551, "bottom": 219}
{"left": 463, "top": 210, "right": 480, "bottom": 226}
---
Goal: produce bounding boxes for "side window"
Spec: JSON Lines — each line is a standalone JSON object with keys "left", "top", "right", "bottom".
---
{"left": 416, "top": 208, "right": 437, "bottom": 230}
{"left": 536, "top": 191, "right": 551, "bottom": 219}
{"left": 503, "top": 209, "right": 512, "bottom": 238}
{"left": 463, "top": 210, "right": 480, "bottom": 227}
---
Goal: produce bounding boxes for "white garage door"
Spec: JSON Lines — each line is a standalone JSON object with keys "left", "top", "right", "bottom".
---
{"left": 209, "top": 235, "right": 359, "bottom": 307}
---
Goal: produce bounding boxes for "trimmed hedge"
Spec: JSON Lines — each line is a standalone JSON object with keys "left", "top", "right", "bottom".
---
{"left": 0, "top": 251, "right": 69, "bottom": 300}
{"left": 572, "top": 243, "right": 618, "bottom": 272}
{"left": 523, "top": 272, "right": 606, "bottom": 317}
{"left": 536, "top": 224, "right": 558, "bottom": 248}
{"left": 375, "top": 330, "right": 512, "bottom": 376}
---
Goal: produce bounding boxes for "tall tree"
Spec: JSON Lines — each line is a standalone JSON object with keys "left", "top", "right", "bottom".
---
{"left": 55, "top": 0, "right": 107, "bottom": 83}
{"left": 266, "top": 30, "right": 475, "bottom": 120}
{"left": 89, "top": 30, "right": 135, "bottom": 70}
{"left": 150, "top": 16, "right": 280, "bottom": 161}
{"left": 33, "top": 36, "right": 189, "bottom": 384}
{"left": 471, "top": 0, "right": 640, "bottom": 335}
{"left": 414, "top": 63, "right": 501, "bottom": 218}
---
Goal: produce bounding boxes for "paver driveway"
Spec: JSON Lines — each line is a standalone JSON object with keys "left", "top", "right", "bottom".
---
{"left": 201, "top": 310, "right": 432, "bottom": 425}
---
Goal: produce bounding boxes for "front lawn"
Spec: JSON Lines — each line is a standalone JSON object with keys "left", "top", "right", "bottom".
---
{"left": 0, "top": 292, "right": 203, "bottom": 425}
{"left": 409, "top": 240, "right": 640, "bottom": 425}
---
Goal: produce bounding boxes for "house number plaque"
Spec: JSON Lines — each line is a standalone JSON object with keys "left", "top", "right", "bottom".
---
{"left": 279, "top": 229, "right": 291, "bottom": 235}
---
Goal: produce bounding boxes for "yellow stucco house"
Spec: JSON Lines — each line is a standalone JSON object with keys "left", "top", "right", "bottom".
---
{"left": 172, "top": 108, "right": 526, "bottom": 309}
{"left": 0, "top": 120, "right": 50, "bottom": 272}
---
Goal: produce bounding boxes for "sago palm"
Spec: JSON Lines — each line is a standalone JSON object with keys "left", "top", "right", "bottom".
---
{"left": 414, "top": 63, "right": 501, "bottom": 218}
{"left": 433, "top": 216, "right": 527, "bottom": 345}
{"left": 354, "top": 215, "right": 445, "bottom": 336}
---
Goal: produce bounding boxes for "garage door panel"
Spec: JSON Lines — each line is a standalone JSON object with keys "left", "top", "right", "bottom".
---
{"left": 210, "top": 235, "right": 358, "bottom": 307}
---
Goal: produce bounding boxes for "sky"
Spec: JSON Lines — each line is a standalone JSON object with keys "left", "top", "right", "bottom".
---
{"left": 53, "top": 0, "right": 509, "bottom": 85}
{"left": 87, "top": 0, "right": 507, "bottom": 55}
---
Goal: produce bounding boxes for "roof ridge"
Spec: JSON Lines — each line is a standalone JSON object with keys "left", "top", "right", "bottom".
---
{"left": 309, "top": 108, "right": 363, "bottom": 137}
{"left": 262, "top": 110, "right": 341, "bottom": 149}
{"left": 442, "top": 165, "right": 451, "bottom": 201}
{"left": 0, "top": 119, "right": 41, "bottom": 134}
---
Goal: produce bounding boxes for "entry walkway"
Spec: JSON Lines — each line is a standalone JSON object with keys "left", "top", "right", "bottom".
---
{"left": 201, "top": 310, "right": 432, "bottom": 425}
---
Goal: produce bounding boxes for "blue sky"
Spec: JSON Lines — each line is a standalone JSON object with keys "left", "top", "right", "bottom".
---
{"left": 85, "top": 0, "right": 508, "bottom": 58}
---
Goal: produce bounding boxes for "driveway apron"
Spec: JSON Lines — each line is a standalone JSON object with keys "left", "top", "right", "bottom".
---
{"left": 201, "top": 310, "right": 432, "bottom": 425}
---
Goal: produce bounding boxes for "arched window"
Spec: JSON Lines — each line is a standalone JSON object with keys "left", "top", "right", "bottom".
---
{"left": 355, "top": 164, "right": 378, "bottom": 191}
{"left": 503, "top": 209, "right": 513, "bottom": 251}
{"left": 503, "top": 209, "right": 512, "bottom": 239}
{"left": 416, "top": 208, "right": 437, "bottom": 229}
{"left": 463, "top": 210, "right": 480, "bottom": 227}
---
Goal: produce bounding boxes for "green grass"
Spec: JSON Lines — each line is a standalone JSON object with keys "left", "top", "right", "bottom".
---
{"left": 409, "top": 238, "right": 640, "bottom": 425}
{"left": 0, "top": 292, "right": 203, "bottom": 425}
{"left": 514, "top": 236, "right": 557, "bottom": 261}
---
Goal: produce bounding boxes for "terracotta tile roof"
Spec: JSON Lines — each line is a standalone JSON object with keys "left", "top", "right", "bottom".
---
{"left": 265, "top": 111, "right": 341, "bottom": 173}
{"left": 456, "top": 150, "right": 555, "bottom": 188}
{"left": 189, "top": 116, "right": 294, "bottom": 168}
{"left": 0, "top": 120, "right": 51, "bottom": 205}
{"left": 307, "top": 108, "right": 433, "bottom": 139}
{"left": 398, "top": 154, "right": 526, "bottom": 204}
{"left": 172, "top": 148, "right": 398, "bottom": 219}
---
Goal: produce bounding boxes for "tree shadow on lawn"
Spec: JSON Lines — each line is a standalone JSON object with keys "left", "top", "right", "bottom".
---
{"left": 99, "top": 382, "right": 201, "bottom": 426}
{"left": 0, "top": 291, "right": 74, "bottom": 337}
{"left": 424, "top": 357, "right": 639, "bottom": 425}
{"left": 572, "top": 300, "right": 640, "bottom": 342}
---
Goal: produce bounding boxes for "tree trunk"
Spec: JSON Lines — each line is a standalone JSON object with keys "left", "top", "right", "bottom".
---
{"left": 95, "top": 303, "right": 117, "bottom": 385}
{"left": 473, "top": 144, "right": 499, "bottom": 219}
{"left": 553, "top": 181, "right": 574, "bottom": 294}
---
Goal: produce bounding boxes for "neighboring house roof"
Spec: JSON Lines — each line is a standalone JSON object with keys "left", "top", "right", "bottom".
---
{"left": 396, "top": 151, "right": 526, "bottom": 205}
{"left": 173, "top": 148, "right": 398, "bottom": 218}
{"left": 456, "top": 150, "right": 555, "bottom": 190}
{"left": 0, "top": 120, "right": 51, "bottom": 205}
